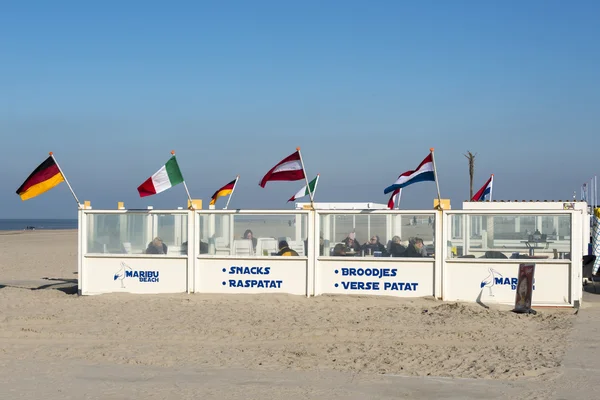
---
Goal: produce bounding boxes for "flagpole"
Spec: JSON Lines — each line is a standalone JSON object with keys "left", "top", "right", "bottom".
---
{"left": 429, "top": 148, "right": 442, "bottom": 208}
{"left": 224, "top": 175, "right": 240, "bottom": 210}
{"left": 49, "top": 152, "right": 81, "bottom": 207}
{"left": 296, "top": 147, "right": 314, "bottom": 208}
{"left": 312, "top": 174, "right": 320, "bottom": 201}
{"left": 395, "top": 189, "right": 402, "bottom": 210}
{"left": 489, "top": 174, "right": 494, "bottom": 201}
{"left": 171, "top": 150, "right": 193, "bottom": 208}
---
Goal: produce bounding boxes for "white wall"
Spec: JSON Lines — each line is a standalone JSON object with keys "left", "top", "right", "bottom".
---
{"left": 316, "top": 259, "right": 434, "bottom": 297}
{"left": 195, "top": 258, "right": 308, "bottom": 295}
{"left": 82, "top": 256, "right": 188, "bottom": 295}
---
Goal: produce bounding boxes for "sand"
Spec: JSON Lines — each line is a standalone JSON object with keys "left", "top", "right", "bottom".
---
{"left": 0, "top": 230, "right": 578, "bottom": 398}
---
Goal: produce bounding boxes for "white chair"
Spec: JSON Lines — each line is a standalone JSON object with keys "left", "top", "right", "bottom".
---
{"left": 288, "top": 240, "right": 305, "bottom": 256}
{"left": 214, "top": 236, "right": 230, "bottom": 256}
{"left": 169, "top": 245, "right": 184, "bottom": 255}
{"left": 122, "top": 242, "right": 132, "bottom": 254}
{"left": 256, "top": 237, "right": 278, "bottom": 256}
{"left": 233, "top": 239, "right": 253, "bottom": 256}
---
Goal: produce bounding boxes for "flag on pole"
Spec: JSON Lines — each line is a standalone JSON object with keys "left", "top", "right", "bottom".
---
{"left": 387, "top": 188, "right": 401, "bottom": 209}
{"left": 16, "top": 156, "right": 65, "bottom": 201}
{"left": 259, "top": 150, "right": 305, "bottom": 188}
{"left": 137, "top": 156, "right": 185, "bottom": 197}
{"left": 288, "top": 175, "right": 319, "bottom": 202}
{"left": 472, "top": 175, "right": 493, "bottom": 201}
{"left": 383, "top": 153, "right": 435, "bottom": 194}
{"left": 210, "top": 178, "right": 237, "bottom": 205}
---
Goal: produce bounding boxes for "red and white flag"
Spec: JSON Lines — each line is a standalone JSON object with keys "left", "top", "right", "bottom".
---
{"left": 259, "top": 150, "right": 306, "bottom": 188}
{"left": 387, "top": 188, "right": 402, "bottom": 209}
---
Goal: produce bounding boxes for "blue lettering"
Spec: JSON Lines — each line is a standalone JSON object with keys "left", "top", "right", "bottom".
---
{"left": 228, "top": 279, "right": 281, "bottom": 288}
{"left": 123, "top": 270, "right": 159, "bottom": 280}
{"left": 139, "top": 277, "right": 159, "bottom": 283}
{"left": 229, "top": 266, "right": 271, "bottom": 275}
{"left": 340, "top": 268, "right": 398, "bottom": 279}
{"left": 338, "top": 282, "right": 380, "bottom": 290}
{"left": 382, "top": 282, "right": 419, "bottom": 291}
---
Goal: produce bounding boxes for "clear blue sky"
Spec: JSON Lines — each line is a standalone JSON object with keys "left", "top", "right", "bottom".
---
{"left": 1, "top": 0, "right": 598, "bottom": 218}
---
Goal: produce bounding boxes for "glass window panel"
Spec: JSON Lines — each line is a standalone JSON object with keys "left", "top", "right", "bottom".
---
{"left": 198, "top": 213, "right": 307, "bottom": 256}
{"left": 319, "top": 213, "right": 435, "bottom": 258}
{"left": 86, "top": 213, "right": 187, "bottom": 255}
{"left": 446, "top": 214, "right": 571, "bottom": 260}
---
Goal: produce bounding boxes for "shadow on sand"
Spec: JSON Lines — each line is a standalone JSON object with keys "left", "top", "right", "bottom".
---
{"left": 0, "top": 277, "right": 78, "bottom": 295}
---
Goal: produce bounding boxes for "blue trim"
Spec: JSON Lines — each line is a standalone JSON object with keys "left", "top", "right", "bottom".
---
{"left": 383, "top": 171, "right": 435, "bottom": 194}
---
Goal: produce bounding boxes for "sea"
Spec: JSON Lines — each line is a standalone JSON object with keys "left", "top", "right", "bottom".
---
{"left": 0, "top": 219, "right": 78, "bottom": 231}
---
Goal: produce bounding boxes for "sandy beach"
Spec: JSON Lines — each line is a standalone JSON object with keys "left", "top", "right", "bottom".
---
{"left": 0, "top": 230, "right": 582, "bottom": 398}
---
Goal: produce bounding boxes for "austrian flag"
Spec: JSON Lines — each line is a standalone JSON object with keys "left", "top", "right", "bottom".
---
{"left": 259, "top": 150, "right": 306, "bottom": 188}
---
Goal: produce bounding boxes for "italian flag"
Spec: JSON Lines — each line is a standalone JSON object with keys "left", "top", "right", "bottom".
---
{"left": 288, "top": 175, "right": 319, "bottom": 202}
{"left": 137, "top": 156, "right": 185, "bottom": 197}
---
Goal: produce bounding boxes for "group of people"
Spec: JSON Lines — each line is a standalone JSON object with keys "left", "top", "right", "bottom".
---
{"left": 333, "top": 233, "right": 428, "bottom": 257}
{"left": 145, "top": 230, "right": 427, "bottom": 258}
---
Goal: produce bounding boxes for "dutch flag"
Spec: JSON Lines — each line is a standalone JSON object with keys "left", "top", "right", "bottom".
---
{"left": 472, "top": 174, "right": 494, "bottom": 201}
{"left": 383, "top": 153, "right": 436, "bottom": 195}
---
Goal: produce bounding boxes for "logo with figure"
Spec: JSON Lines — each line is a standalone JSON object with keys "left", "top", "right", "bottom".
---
{"left": 480, "top": 267, "right": 503, "bottom": 296}
{"left": 479, "top": 268, "right": 535, "bottom": 296}
{"left": 113, "top": 262, "right": 132, "bottom": 288}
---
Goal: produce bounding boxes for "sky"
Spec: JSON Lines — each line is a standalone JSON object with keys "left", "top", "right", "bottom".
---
{"left": 1, "top": 0, "right": 599, "bottom": 218}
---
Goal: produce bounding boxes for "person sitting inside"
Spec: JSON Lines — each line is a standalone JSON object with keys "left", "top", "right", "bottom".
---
{"left": 362, "top": 235, "right": 388, "bottom": 256}
{"left": 277, "top": 240, "right": 299, "bottom": 256}
{"left": 342, "top": 232, "right": 361, "bottom": 253}
{"left": 332, "top": 243, "right": 347, "bottom": 256}
{"left": 242, "top": 229, "right": 258, "bottom": 252}
{"left": 146, "top": 237, "right": 167, "bottom": 254}
{"left": 388, "top": 235, "right": 407, "bottom": 257}
{"left": 404, "top": 237, "right": 425, "bottom": 257}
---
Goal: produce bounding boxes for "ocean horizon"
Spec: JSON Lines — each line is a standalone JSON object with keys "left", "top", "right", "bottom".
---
{"left": 0, "top": 219, "right": 78, "bottom": 231}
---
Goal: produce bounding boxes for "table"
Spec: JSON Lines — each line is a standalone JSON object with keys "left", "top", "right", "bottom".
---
{"left": 521, "top": 240, "right": 554, "bottom": 256}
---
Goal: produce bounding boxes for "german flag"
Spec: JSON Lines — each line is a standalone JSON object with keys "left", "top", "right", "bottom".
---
{"left": 16, "top": 156, "right": 65, "bottom": 201}
{"left": 210, "top": 178, "right": 236, "bottom": 205}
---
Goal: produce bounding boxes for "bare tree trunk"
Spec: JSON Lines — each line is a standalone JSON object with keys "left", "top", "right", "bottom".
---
{"left": 464, "top": 151, "right": 476, "bottom": 200}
